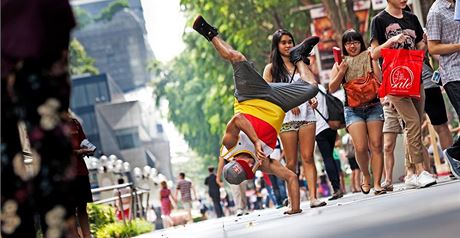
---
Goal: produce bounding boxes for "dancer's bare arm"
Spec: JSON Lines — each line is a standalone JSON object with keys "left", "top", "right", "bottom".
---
{"left": 222, "top": 113, "right": 267, "bottom": 163}
{"left": 216, "top": 156, "right": 225, "bottom": 187}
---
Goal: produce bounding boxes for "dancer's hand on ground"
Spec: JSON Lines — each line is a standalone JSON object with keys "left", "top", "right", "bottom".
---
{"left": 291, "top": 107, "right": 301, "bottom": 116}
{"left": 254, "top": 139, "right": 267, "bottom": 165}
{"left": 216, "top": 178, "right": 224, "bottom": 187}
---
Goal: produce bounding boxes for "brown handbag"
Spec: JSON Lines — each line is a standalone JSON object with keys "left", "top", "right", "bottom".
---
{"left": 343, "top": 55, "right": 381, "bottom": 108}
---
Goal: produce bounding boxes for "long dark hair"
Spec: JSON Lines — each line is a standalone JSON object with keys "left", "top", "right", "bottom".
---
{"left": 270, "top": 29, "right": 295, "bottom": 83}
{"left": 341, "top": 29, "right": 366, "bottom": 56}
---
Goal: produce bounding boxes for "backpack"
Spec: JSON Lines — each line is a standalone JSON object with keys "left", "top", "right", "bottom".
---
{"left": 315, "top": 89, "right": 345, "bottom": 130}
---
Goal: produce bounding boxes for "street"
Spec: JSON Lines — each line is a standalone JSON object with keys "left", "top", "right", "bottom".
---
{"left": 137, "top": 177, "right": 460, "bottom": 238}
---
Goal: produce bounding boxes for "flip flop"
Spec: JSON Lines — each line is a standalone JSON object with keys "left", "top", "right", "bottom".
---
{"left": 374, "top": 189, "right": 387, "bottom": 196}
{"left": 360, "top": 184, "right": 371, "bottom": 194}
{"left": 283, "top": 209, "right": 303, "bottom": 215}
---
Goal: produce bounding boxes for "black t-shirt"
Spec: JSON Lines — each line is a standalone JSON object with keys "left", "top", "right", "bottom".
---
{"left": 370, "top": 10, "right": 424, "bottom": 50}
{"left": 204, "top": 173, "right": 220, "bottom": 197}
{"left": 370, "top": 10, "right": 425, "bottom": 84}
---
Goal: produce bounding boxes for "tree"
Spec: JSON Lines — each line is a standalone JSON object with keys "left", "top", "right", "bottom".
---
{"left": 74, "top": 7, "right": 93, "bottom": 29}
{"left": 94, "top": 0, "right": 130, "bottom": 22}
{"left": 69, "top": 39, "right": 99, "bottom": 75}
{"left": 320, "top": 0, "right": 361, "bottom": 42}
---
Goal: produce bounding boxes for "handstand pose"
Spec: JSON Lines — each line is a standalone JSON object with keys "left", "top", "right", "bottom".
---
{"left": 193, "top": 15, "right": 319, "bottom": 214}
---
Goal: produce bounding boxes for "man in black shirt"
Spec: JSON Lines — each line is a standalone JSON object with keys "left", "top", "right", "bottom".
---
{"left": 204, "top": 167, "right": 224, "bottom": 218}
{"left": 370, "top": 0, "right": 436, "bottom": 189}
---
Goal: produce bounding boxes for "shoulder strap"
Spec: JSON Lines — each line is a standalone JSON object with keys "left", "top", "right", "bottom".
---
{"left": 315, "top": 108, "right": 328, "bottom": 122}
{"left": 289, "top": 66, "right": 297, "bottom": 83}
{"left": 316, "top": 86, "right": 328, "bottom": 121}
{"left": 368, "top": 52, "right": 374, "bottom": 74}
{"left": 317, "top": 87, "right": 326, "bottom": 95}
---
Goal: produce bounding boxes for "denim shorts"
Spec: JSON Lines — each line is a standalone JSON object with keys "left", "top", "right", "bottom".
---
{"left": 344, "top": 103, "right": 384, "bottom": 127}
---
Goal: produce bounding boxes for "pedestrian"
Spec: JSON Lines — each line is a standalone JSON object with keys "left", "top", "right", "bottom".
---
{"left": 65, "top": 111, "right": 94, "bottom": 238}
{"left": 314, "top": 83, "right": 344, "bottom": 199}
{"left": 333, "top": 137, "right": 347, "bottom": 194}
{"left": 114, "top": 178, "right": 132, "bottom": 221}
{"left": 198, "top": 198, "right": 209, "bottom": 220}
{"left": 427, "top": 0, "right": 460, "bottom": 178}
{"left": 268, "top": 139, "right": 288, "bottom": 208}
{"left": 2, "top": 0, "right": 78, "bottom": 236}
{"left": 263, "top": 29, "right": 326, "bottom": 208}
{"left": 343, "top": 135, "right": 361, "bottom": 193}
{"left": 420, "top": 36, "right": 453, "bottom": 151}
{"left": 261, "top": 172, "right": 277, "bottom": 208}
{"left": 329, "top": 29, "right": 386, "bottom": 195}
{"left": 175, "top": 172, "right": 196, "bottom": 223}
{"left": 193, "top": 15, "right": 319, "bottom": 215}
{"left": 159, "top": 181, "right": 175, "bottom": 227}
{"left": 370, "top": 0, "right": 436, "bottom": 188}
{"left": 204, "top": 167, "right": 224, "bottom": 218}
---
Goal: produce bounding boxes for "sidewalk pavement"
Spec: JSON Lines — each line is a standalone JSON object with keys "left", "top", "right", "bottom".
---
{"left": 136, "top": 176, "right": 460, "bottom": 238}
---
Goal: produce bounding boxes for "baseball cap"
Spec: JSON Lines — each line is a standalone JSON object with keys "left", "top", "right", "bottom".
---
{"left": 223, "top": 159, "right": 255, "bottom": 185}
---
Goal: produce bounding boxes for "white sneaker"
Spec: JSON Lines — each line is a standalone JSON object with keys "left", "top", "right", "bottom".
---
{"left": 417, "top": 171, "right": 437, "bottom": 188}
{"left": 404, "top": 174, "right": 419, "bottom": 189}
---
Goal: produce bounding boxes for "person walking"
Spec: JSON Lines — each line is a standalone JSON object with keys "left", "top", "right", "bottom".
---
{"left": 329, "top": 29, "right": 386, "bottom": 195}
{"left": 114, "top": 178, "right": 132, "bottom": 221}
{"left": 427, "top": 0, "right": 460, "bottom": 178}
{"left": 205, "top": 167, "right": 224, "bottom": 218}
{"left": 159, "top": 181, "right": 175, "bottom": 227}
{"left": 65, "top": 111, "right": 94, "bottom": 238}
{"left": 263, "top": 29, "right": 327, "bottom": 208}
{"left": 370, "top": 0, "right": 436, "bottom": 188}
{"left": 175, "top": 172, "right": 196, "bottom": 223}
{"left": 343, "top": 134, "right": 361, "bottom": 193}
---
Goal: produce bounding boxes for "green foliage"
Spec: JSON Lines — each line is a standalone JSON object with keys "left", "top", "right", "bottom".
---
{"left": 95, "top": 219, "right": 154, "bottom": 238}
{"left": 69, "top": 39, "right": 99, "bottom": 75}
{"left": 95, "top": 0, "right": 129, "bottom": 22}
{"left": 74, "top": 7, "right": 93, "bottom": 29}
{"left": 87, "top": 203, "right": 115, "bottom": 235}
{"left": 150, "top": 0, "right": 311, "bottom": 159}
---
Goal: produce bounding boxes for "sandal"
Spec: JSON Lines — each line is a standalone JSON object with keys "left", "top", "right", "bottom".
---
{"left": 310, "top": 200, "right": 327, "bottom": 208}
{"left": 374, "top": 189, "right": 387, "bottom": 196}
{"left": 381, "top": 181, "right": 394, "bottom": 191}
{"left": 360, "top": 184, "right": 371, "bottom": 194}
{"left": 283, "top": 209, "right": 303, "bottom": 215}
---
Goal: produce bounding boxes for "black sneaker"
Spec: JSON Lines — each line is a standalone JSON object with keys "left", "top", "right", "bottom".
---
{"left": 289, "top": 36, "right": 320, "bottom": 64}
{"left": 193, "top": 15, "right": 219, "bottom": 41}
{"left": 301, "top": 55, "right": 310, "bottom": 65}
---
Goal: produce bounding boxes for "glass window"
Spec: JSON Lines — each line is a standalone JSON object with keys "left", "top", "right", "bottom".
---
{"left": 115, "top": 128, "right": 140, "bottom": 150}
{"left": 97, "top": 81, "right": 109, "bottom": 102}
{"left": 71, "top": 85, "right": 88, "bottom": 108}
{"left": 79, "top": 112, "right": 98, "bottom": 135}
{"left": 86, "top": 83, "right": 99, "bottom": 105}
{"left": 156, "top": 123, "right": 164, "bottom": 133}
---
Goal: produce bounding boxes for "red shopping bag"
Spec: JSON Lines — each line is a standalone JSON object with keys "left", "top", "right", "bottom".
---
{"left": 378, "top": 49, "right": 424, "bottom": 99}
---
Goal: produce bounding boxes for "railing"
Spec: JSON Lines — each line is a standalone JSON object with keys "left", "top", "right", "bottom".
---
{"left": 91, "top": 183, "right": 150, "bottom": 223}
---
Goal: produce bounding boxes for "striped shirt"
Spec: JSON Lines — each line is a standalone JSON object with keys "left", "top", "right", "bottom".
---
{"left": 427, "top": 0, "right": 460, "bottom": 85}
{"left": 176, "top": 179, "right": 192, "bottom": 202}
